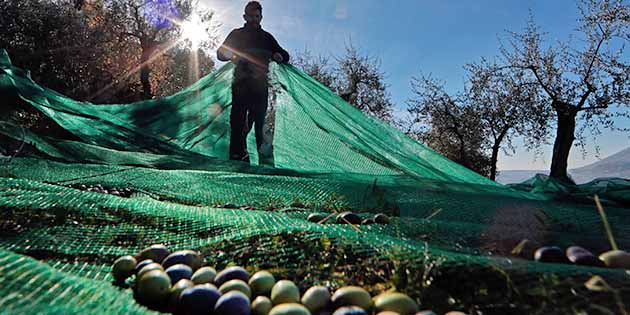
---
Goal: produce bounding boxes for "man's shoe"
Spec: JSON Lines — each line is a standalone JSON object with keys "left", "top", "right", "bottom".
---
{"left": 230, "top": 152, "right": 250, "bottom": 163}
{"left": 240, "top": 154, "right": 250, "bottom": 163}
{"left": 258, "top": 150, "right": 274, "bottom": 166}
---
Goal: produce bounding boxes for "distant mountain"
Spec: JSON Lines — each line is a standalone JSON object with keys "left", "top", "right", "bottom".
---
{"left": 570, "top": 147, "right": 630, "bottom": 183}
{"left": 497, "top": 147, "right": 630, "bottom": 184}
{"left": 496, "top": 169, "right": 547, "bottom": 184}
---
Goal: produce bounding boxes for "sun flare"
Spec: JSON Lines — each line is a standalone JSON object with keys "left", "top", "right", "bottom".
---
{"left": 180, "top": 14, "right": 207, "bottom": 48}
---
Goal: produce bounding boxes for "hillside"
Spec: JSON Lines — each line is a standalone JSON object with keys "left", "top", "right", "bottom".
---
{"left": 497, "top": 147, "right": 630, "bottom": 184}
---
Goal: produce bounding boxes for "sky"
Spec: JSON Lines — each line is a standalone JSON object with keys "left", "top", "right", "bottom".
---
{"left": 200, "top": 0, "right": 630, "bottom": 171}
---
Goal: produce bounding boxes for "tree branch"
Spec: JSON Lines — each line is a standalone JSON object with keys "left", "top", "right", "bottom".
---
{"left": 576, "top": 85, "right": 594, "bottom": 109}
{"left": 132, "top": 5, "right": 145, "bottom": 38}
{"left": 120, "top": 32, "right": 141, "bottom": 40}
{"left": 440, "top": 99, "right": 466, "bottom": 153}
{"left": 580, "top": 105, "right": 608, "bottom": 111}
{"left": 583, "top": 32, "right": 606, "bottom": 85}
{"left": 527, "top": 65, "right": 557, "bottom": 100}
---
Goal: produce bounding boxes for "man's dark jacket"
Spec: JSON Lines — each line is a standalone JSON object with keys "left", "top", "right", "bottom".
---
{"left": 217, "top": 23, "right": 290, "bottom": 81}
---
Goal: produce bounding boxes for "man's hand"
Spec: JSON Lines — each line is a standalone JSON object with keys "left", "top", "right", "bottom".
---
{"left": 222, "top": 50, "right": 238, "bottom": 63}
{"left": 273, "top": 52, "right": 284, "bottom": 63}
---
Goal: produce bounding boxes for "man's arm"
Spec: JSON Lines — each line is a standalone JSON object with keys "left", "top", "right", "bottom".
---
{"left": 269, "top": 33, "right": 290, "bottom": 63}
{"left": 217, "top": 30, "right": 237, "bottom": 62}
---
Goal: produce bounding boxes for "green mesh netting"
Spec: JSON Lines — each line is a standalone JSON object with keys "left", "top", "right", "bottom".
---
{"left": 1, "top": 48, "right": 630, "bottom": 315}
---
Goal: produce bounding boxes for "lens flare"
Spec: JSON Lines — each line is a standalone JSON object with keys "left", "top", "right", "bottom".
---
{"left": 144, "top": 0, "right": 179, "bottom": 29}
{"left": 180, "top": 14, "right": 207, "bottom": 49}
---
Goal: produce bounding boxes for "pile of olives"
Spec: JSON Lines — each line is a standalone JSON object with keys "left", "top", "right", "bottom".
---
{"left": 66, "top": 183, "right": 134, "bottom": 197}
{"left": 307, "top": 212, "right": 391, "bottom": 226}
{"left": 112, "top": 244, "right": 468, "bottom": 315}
{"left": 534, "top": 245, "right": 630, "bottom": 269}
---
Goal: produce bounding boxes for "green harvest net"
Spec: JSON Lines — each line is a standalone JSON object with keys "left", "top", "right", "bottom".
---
{"left": 1, "top": 48, "right": 630, "bottom": 315}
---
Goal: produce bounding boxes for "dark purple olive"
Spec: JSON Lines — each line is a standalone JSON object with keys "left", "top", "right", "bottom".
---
{"left": 215, "top": 266, "right": 249, "bottom": 286}
{"left": 333, "top": 306, "right": 367, "bottom": 315}
{"left": 214, "top": 291, "right": 251, "bottom": 315}
{"left": 336, "top": 212, "right": 361, "bottom": 225}
{"left": 361, "top": 218, "right": 375, "bottom": 225}
{"left": 136, "top": 244, "right": 170, "bottom": 263}
{"left": 307, "top": 213, "right": 325, "bottom": 223}
{"left": 165, "top": 264, "right": 193, "bottom": 283}
{"left": 179, "top": 284, "right": 221, "bottom": 315}
{"left": 534, "top": 246, "right": 567, "bottom": 263}
{"left": 162, "top": 250, "right": 203, "bottom": 270}
{"left": 566, "top": 246, "right": 605, "bottom": 267}
{"left": 374, "top": 213, "right": 390, "bottom": 224}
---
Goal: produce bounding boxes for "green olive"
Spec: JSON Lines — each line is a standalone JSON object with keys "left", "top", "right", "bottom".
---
{"left": 112, "top": 255, "right": 137, "bottom": 282}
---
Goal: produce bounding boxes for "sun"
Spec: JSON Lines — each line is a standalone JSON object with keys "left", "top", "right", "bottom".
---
{"left": 180, "top": 13, "right": 207, "bottom": 49}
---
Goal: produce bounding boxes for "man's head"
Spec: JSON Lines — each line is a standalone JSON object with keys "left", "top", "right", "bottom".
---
{"left": 243, "top": 1, "right": 262, "bottom": 27}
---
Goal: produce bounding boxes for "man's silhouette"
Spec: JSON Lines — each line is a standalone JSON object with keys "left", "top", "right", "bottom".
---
{"left": 217, "top": 1, "right": 290, "bottom": 162}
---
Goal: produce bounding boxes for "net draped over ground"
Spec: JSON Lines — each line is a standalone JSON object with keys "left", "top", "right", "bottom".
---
{"left": 1, "top": 49, "right": 629, "bottom": 314}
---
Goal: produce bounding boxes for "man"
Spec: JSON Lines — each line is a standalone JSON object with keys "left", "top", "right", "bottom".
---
{"left": 217, "top": 1, "right": 290, "bottom": 162}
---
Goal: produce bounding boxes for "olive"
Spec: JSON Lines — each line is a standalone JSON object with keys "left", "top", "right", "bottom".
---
{"left": 307, "top": 213, "right": 325, "bottom": 223}
{"left": 136, "top": 244, "right": 170, "bottom": 263}
{"left": 249, "top": 270, "right": 276, "bottom": 297}
{"left": 215, "top": 266, "right": 250, "bottom": 286}
{"left": 112, "top": 255, "right": 136, "bottom": 282}
{"left": 179, "top": 284, "right": 221, "bottom": 315}
{"left": 599, "top": 250, "right": 630, "bottom": 269}
{"left": 219, "top": 279, "right": 252, "bottom": 298}
{"left": 374, "top": 214, "right": 390, "bottom": 224}
{"left": 336, "top": 212, "right": 361, "bottom": 225}
{"left": 566, "top": 246, "right": 605, "bottom": 267}
{"left": 165, "top": 264, "right": 193, "bottom": 283}
{"left": 331, "top": 286, "right": 371, "bottom": 311}
{"left": 214, "top": 291, "right": 251, "bottom": 315}
{"left": 372, "top": 292, "right": 418, "bottom": 315}
{"left": 136, "top": 270, "right": 171, "bottom": 304}
{"left": 534, "top": 246, "right": 567, "bottom": 263}
{"left": 252, "top": 296, "right": 273, "bottom": 315}
{"left": 301, "top": 286, "right": 331, "bottom": 313}
{"left": 332, "top": 306, "right": 367, "bottom": 315}
{"left": 191, "top": 266, "right": 217, "bottom": 284}
{"left": 162, "top": 250, "right": 203, "bottom": 270}
{"left": 271, "top": 280, "right": 300, "bottom": 305}
{"left": 268, "top": 303, "right": 312, "bottom": 315}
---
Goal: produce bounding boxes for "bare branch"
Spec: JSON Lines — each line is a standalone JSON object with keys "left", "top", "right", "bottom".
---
{"left": 583, "top": 34, "right": 606, "bottom": 85}
{"left": 581, "top": 105, "right": 609, "bottom": 111}
{"left": 527, "top": 65, "right": 557, "bottom": 100}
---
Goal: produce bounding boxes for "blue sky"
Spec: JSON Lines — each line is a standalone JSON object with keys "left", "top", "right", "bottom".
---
{"left": 201, "top": 0, "right": 630, "bottom": 170}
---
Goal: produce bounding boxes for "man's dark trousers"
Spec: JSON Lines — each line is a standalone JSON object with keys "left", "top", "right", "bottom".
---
{"left": 229, "top": 76, "right": 268, "bottom": 161}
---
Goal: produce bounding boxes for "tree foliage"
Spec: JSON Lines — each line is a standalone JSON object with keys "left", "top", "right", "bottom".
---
{"left": 0, "top": 0, "right": 217, "bottom": 104}
{"left": 100, "top": 0, "right": 217, "bottom": 99}
{"left": 500, "top": 0, "right": 630, "bottom": 183}
{"left": 0, "top": 0, "right": 122, "bottom": 102}
{"left": 406, "top": 0, "right": 630, "bottom": 181}
{"left": 404, "top": 61, "right": 548, "bottom": 180}
{"left": 465, "top": 59, "right": 549, "bottom": 180}
{"left": 293, "top": 45, "right": 395, "bottom": 123}
{"left": 405, "top": 75, "right": 493, "bottom": 177}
